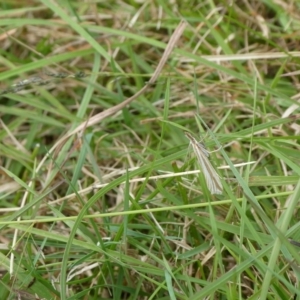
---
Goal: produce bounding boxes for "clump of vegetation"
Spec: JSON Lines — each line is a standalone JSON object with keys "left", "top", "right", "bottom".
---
{"left": 1, "top": 1, "right": 300, "bottom": 299}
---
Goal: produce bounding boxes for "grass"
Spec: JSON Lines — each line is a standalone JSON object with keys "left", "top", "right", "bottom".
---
{"left": 1, "top": 1, "right": 300, "bottom": 299}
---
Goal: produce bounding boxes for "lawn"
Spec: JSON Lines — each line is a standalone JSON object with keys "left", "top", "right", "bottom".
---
{"left": 1, "top": 1, "right": 300, "bottom": 299}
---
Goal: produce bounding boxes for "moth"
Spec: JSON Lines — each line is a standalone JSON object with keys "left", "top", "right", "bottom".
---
{"left": 185, "top": 132, "right": 223, "bottom": 195}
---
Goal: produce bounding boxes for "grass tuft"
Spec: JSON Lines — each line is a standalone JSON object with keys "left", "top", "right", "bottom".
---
{"left": 1, "top": 1, "right": 300, "bottom": 299}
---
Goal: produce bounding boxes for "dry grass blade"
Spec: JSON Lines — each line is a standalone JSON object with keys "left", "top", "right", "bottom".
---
{"left": 43, "top": 20, "right": 187, "bottom": 165}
